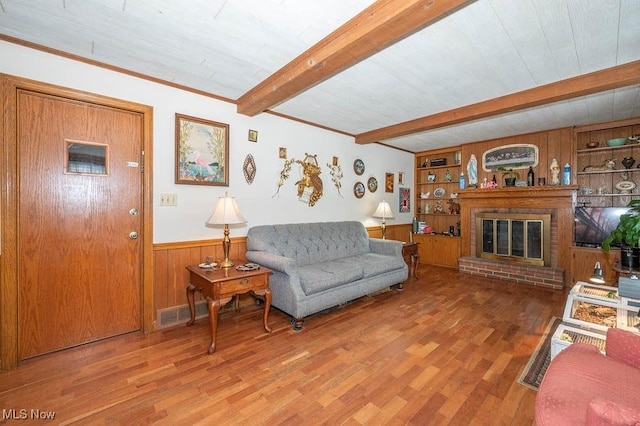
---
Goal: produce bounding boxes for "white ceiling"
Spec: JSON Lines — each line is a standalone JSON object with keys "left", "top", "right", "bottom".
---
{"left": 1, "top": 0, "right": 639, "bottom": 152}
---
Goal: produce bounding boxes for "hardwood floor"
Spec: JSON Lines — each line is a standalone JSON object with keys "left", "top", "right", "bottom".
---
{"left": 0, "top": 267, "right": 565, "bottom": 425}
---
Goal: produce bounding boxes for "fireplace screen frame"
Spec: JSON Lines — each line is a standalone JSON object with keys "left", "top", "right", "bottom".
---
{"left": 475, "top": 212, "right": 551, "bottom": 266}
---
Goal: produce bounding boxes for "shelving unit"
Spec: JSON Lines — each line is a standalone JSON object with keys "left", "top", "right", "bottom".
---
{"left": 570, "top": 118, "right": 640, "bottom": 284}
{"left": 575, "top": 119, "right": 640, "bottom": 208}
{"left": 414, "top": 146, "right": 462, "bottom": 269}
{"left": 414, "top": 146, "right": 462, "bottom": 234}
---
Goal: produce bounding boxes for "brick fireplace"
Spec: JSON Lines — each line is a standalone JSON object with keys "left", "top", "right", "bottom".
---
{"left": 458, "top": 186, "right": 576, "bottom": 290}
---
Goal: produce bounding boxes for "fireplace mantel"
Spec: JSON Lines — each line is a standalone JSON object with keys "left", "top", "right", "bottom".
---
{"left": 459, "top": 185, "right": 578, "bottom": 200}
{"left": 458, "top": 185, "right": 577, "bottom": 287}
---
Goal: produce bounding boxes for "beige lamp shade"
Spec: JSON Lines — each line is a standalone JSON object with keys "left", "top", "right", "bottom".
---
{"left": 206, "top": 193, "right": 246, "bottom": 226}
{"left": 372, "top": 201, "right": 394, "bottom": 220}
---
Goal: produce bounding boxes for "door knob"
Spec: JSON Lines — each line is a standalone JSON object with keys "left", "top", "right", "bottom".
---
{"left": 129, "top": 231, "right": 139, "bottom": 240}
{"left": 129, "top": 208, "right": 138, "bottom": 216}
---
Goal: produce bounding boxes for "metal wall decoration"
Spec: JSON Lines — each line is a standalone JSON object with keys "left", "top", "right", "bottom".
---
{"left": 175, "top": 113, "right": 229, "bottom": 186}
{"left": 326, "top": 157, "right": 344, "bottom": 197}
{"left": 243, "top": 154, "right": 256, "bottom": 184}
{"left": 273, "top": 153, "right": 324, "bottom": 206}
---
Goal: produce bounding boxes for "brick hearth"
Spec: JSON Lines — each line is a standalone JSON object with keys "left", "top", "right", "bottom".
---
{"left": 458, "top": 256, "right": 564, "bottom": 290}
{"left": 459, "top": 186, "right": 576, "bottom": 290}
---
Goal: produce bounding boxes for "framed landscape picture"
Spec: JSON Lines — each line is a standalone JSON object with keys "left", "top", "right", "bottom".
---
{"left": 175, "top": 113, "right": 229, "bottom": 186}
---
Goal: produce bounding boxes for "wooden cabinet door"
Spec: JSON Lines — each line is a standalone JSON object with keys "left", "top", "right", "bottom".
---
{"left": 17, "top": 91, "right": 143, "bottom": 359}
{"left": 570, "top": 246, "right": 619, "bottom": 286}
{"left": 414, "top": 234, "right": 461, "bottom": 268}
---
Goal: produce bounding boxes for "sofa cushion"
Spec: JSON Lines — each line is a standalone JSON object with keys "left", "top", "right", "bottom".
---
{"left": 358, "top": 252, "right": 406, "bottom": 278}
{"left": 606, "top": 328, "right": 640, "bottom": 370}
{"left": 299, "top": 259, "right": 364, "bottom": 295}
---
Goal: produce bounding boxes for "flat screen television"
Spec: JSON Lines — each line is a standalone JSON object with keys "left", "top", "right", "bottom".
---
{"left": 574, "top": 206, "right": 630, "bottom": 247}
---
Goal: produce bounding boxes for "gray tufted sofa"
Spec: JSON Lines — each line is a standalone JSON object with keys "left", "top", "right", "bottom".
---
{"left": 245, "top": 221, "right": 408, "bottom": 330}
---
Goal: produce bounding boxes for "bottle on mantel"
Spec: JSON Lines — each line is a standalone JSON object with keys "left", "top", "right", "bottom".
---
{"left": 527, "top": 166, "right": 535, "bottom": 186}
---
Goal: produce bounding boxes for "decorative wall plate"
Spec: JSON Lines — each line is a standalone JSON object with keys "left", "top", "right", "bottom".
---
{"left": 354, "top": 181, "right": 365, "bottom": 198}
{"left": 367, "top": 176, "right": 378, "bottom": 192}
{"left": 353, "top": 159, "right": 365, "bottom": 175}
{"left": 433, "top": 187, "right": 446, "bottom": 198}
{"left": 243, "top": 154, "right": 256, "bottom": 184}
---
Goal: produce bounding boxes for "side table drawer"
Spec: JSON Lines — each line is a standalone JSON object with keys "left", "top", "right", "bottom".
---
{"left": 218, "top": 274, "right": 267, "bottom": 296}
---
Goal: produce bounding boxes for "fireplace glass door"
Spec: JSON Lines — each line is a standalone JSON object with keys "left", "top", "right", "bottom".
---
{"left": 477, "top": 213, "right": 551, "bottom": 266}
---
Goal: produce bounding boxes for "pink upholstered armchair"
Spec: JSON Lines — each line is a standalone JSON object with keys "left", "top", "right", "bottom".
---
{"left": 536, "top": 328, "right": 640, "bottom": 425}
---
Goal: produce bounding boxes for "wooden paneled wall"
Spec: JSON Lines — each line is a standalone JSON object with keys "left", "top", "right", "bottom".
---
{"left": 457, "top": 127, "right": 576, "bottom": 286}
{"left": 459, "top": 127, "right": 574, "bottom": 186}
{"left": 153, "top": 238, "right": 248, "bottom": 315}
{"left": 152, "top": 224, "right": 412, "bottom": 326}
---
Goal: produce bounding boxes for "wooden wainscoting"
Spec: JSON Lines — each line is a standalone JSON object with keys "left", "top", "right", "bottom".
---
{"left": 366, "top": 223, "right": 413, "bottom": 242}
{"left": 153, "top": 238, "right": 248, "bottom": 325}
{"left": 153, "top": 224, "right": 413, "bottom": 330}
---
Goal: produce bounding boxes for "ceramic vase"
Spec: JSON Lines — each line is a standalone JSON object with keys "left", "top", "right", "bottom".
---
{"left": 622, "top": 156, "right": 635, "bottom": 169}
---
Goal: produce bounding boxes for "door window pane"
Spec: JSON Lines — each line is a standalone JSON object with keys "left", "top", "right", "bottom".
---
{"left": 66, "top": 141, "right": 108, "bottom": 175}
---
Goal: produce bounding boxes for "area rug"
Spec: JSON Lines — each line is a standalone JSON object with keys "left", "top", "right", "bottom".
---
{"left": 517, "top": 316, "right": 561, "bottom": 391}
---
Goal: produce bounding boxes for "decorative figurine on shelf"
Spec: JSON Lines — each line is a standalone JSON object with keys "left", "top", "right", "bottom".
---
{"left": 550, "top": 158, "right": 561, "bottom": 185}
{"left": 615, "top": 171, "right": 637, "bottom": 194}
{"left": 424, "top": 203, "right": 431, "bottom": 214}
{"left": 467, "top": 154, "right": 478, "bottom": 188}
{"left": 583, "top": 158, "right": 616, "bottom": 172}
{"left": 434, "top": 200, "right": 444, "bottom": 213}
{"left": 443, "top": 170, "right": 453, "bottom": 182}
{"left": 447, "top": 198, "right": 460, "bottom": 215}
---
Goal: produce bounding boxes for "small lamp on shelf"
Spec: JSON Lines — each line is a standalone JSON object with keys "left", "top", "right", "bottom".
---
{"left": 589, "top": 261, "right": 605, "bottom": 284}
{"left": 206, "top": 192, "right": 246, "bottom": 268}
{"left": 372, "top": 201, "right": 394, "bottom": 239}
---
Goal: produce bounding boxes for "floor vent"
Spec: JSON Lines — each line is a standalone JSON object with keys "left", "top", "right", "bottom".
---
{"left": 157, "top": 301, "right": 208, "bottom": 329}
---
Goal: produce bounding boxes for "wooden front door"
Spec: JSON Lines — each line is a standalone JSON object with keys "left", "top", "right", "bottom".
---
{"left": 17, "top": 90, "right": 144, "bottom": 359}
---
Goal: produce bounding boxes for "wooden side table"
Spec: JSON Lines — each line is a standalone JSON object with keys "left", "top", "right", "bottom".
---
{"left": 186, "top": 265, "right": 272, "bottom": 354}
{"left": 402, "top": 241, "right": 420, "bottom": 281}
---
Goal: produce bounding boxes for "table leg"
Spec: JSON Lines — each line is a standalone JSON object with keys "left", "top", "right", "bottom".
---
{"left": 206, "top": 296, "right": 221, "bottom": 354}
{"left": 186, "top": 284, "right": 197, "bottom": 326}
{"left": 263, "top": 288, "right": 272, "bottom": 333}
{"left": 411, "top": 252, "right": 420, "bottom": 279}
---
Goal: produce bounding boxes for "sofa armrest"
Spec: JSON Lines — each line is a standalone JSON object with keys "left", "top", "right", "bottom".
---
{"left": 605, "top": 328, "right": 640, "bottom": 370}
{"left": 245, "top": 251, "right": 299, "bottom": 276}
{"left": 369, "top": 238, "right": 403, "bottom": 257}
{"left": 586, "top": 399, "right": 640, "bottom": 425}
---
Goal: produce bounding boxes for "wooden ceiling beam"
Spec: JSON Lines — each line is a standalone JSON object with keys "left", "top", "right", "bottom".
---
{"left": 356, "top": 60, "right": 640, "bottom": 144}
{"left": 236, "top": 0, "right": 476, "bottom": 116}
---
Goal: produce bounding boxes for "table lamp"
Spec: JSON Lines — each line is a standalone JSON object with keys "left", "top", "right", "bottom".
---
{"left": 589, "top": 261, "right": 605, "bottom": 284}
{"left": 372, "top": 201, "right": 394, "bottom": 239}
{"left": 206, "top": 192, "right": 246, "bottom": 268}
